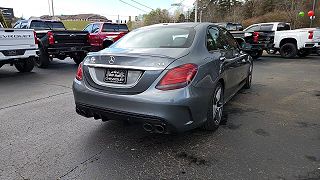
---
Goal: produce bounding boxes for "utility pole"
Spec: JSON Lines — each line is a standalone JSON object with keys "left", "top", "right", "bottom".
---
{"left": 195, "top": 0, "right": 198, "bottom": 22}
{"left": 310, "top": 0, "right": 317, "bottom": 28}
{"left": 51, "top": 0, "right": 55, "bottom": 17}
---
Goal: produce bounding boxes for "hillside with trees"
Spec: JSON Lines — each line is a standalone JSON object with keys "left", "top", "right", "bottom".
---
{"left": 141, "top": 0, "right": 320, "bottom": 29}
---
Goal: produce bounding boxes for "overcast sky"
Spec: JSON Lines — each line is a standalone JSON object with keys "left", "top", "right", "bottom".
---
{"left": 1, "top": 0, "right": 195, "bottom": 21}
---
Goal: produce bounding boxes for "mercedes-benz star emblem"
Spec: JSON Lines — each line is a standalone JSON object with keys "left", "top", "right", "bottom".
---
{"left": 109, "top": 56, "right": 115, "bottom": 64}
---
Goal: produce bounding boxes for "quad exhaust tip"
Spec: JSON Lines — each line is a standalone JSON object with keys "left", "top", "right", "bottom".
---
{"left": 143, "top": 123, "right": 165, "bottom": 133}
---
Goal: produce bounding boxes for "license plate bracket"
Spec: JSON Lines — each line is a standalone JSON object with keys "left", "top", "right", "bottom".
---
{"left": 104, "top": 69, "right": 128, "bottom": 84}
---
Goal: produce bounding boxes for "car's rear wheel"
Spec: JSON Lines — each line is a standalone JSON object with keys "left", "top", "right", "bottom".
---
{"left": 280, "top": 43, "right": 297, "bottom": 58}
{"left": 202, "top": 82, "right": 224, "bottom": 131}
{"left": 36, "top": 48, "right": 50, "bottom": 68}
{"left": 243, "top": 63, "right": 253, "bottom": 89}
{"left": 14, "top": 57, "right": 35, "bottom": 72}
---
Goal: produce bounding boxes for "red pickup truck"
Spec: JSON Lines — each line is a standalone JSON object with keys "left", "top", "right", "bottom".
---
{"left": 84, "top": 22, "right": 129, "bottom": 51}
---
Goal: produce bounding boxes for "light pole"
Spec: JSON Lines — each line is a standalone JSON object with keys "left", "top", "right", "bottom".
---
{"left": 195, "top": 0, "right": 198, "bottom": 22}
{"left": 310, "top": 0, "right": 317, "bottom": 28}
{"left": 51, "top": 0, "right": 55, "bottom": 17}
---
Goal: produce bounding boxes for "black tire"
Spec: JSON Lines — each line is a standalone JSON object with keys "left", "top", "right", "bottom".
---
{"left": 202, "top": 82, "right": 224, "bottom": 131}
{"left": 243, "top": 63, "right": 253, "bottom": 89}
{"left": 297, "top": 50, "right": 311, "bottom": 57}
{"left": 250, "top": 50, "right": 263, "bottom": 59}
{"left": 36, "top": 47, "right": 50, "bottom": 68}
{"left": 14, "top": 57, "right": 35, "bottom": 72}
{"left": 280, "top": 43, "right": 297, "bottom": 58}
{"left": 73, "top": 53, "right": 86, "bottom": 65}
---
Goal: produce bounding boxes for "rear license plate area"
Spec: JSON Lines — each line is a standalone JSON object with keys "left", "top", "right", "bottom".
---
{"left": 104, "top": 69, "right": 128, "bottom": 84}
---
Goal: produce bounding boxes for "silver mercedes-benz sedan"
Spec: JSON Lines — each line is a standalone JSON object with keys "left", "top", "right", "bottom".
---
{"left": 72, "top": 23, "right": 253, "bottom": 134}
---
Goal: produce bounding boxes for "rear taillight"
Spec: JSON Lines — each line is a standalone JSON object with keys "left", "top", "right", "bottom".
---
{"left": 33, "top": 31, "right": 38, "bottom": 44}
{"left": 76, "top": 63, "right": 83, "bottom": 81}
{"left": 156, "top": 64, "right": 197, "bottom": 91}
{"left": 47, "top": 31, "right": 54, "bottom": 45}
{"left": 253, "top": 32, "right": 259, "bottom": 43}
{"left": 308, "top": 30, "right": 314, "bottom": 40}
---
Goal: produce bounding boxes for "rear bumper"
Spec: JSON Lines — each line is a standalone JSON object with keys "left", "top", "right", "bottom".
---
{"left": 303, "top": 42, "right": 320, "bottom": 49}
{"left": 47, "top": 46, "right": 91, "bottom": 55}
{"left": 72, "top": 79, "right": 212, "bottom": 133}
{"left": 0, "top": 49, "right": 38, "bottom": 63}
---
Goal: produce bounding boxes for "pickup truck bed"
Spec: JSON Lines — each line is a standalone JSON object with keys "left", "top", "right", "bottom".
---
{"left": 14, "top": 19, "right": 90, "bottom": 68}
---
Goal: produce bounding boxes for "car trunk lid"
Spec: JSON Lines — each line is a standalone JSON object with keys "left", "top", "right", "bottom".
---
{"left": 83, "top": 48, "right": 189, "bottom": 94}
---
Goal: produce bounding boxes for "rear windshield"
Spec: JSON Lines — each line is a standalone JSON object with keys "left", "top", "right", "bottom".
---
{"left": 102, "top": 24, "right": 129, "bottom": 32}
{"left": 111, "top": 27, "right": 195, "bottom": 49}
{"left": 277, "top": 23, "right": 291, "bottom": 31}
{"left": 30, "top": 21, "right": 65, "bottom": 30}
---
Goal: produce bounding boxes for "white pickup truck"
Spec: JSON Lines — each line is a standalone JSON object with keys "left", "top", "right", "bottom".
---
{"left": 244, "top": 22, "right": 320, "bottom": 58}
{"left": 0, "top": 27, "right": 38, "bottom": 72}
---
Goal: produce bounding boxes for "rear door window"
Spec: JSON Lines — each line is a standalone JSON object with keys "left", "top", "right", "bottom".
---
{"left": 260, "top": 24, "right": 273, "bottom": 31}
{"left": 207, "top": 27, "right": 220, "bottom": 51}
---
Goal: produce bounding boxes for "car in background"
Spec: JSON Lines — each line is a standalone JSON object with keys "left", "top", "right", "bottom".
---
{"left": 0, "top": 26, "right": 37, "bottom": 72}
{"left": 84, "top": 22, "right": 129, "bottom": 51}
{"left": 216, "top": 22, "right": 243, "bottom": 31}
{"left": 73, "top": 23, "right": 253, "bottom": 134}
{"left": 14, "top": 19, "right": 91, "bottom": 68}
{"left": 244, "top": 22, "right": 320, "bottom": 58}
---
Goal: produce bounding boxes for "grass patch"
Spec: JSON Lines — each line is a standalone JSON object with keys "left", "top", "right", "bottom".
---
{"left": 62, "top": 21, "right": 91, "bottom": 30}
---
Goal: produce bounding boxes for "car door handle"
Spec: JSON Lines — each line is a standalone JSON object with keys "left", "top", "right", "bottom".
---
{"left": 220, "top": 57, "right": 226, "bottom": 61}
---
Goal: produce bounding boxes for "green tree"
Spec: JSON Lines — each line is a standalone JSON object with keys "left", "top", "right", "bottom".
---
{"left": 178, "top": 14, "right": 185, "bottom": 23}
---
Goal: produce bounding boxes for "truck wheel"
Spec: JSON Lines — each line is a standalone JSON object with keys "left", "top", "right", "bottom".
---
{"left": 14, "top": 57, "right": 35, "bottom": 72}
{"left": 36, "top": 48, "right": 50, "bottom": 68}
{"left": 297, "top": 50, "right": 311, "bottom": 57}
{"left": 280, "top": 43, "right": 297, "bottom": 58}
{"left": 250, "top": 50, "right": 263, "bottom": 59}
{"left": 73, "top": 54, "right": 86, "bottom": 65}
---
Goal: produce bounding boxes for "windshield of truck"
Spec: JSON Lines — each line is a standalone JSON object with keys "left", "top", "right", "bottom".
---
{"left": 111, "top": 27, "right": 195, "bottom": 48}
{"left": 102, "top": 24, "right": 129, "bottom": 32}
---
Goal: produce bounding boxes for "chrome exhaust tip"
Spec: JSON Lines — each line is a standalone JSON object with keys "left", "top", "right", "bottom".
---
{"left": 154, "top": 125, "right": 165, "bottom": 134}
{"left": 143, "top": 123, "right": 153, "bottom": 132}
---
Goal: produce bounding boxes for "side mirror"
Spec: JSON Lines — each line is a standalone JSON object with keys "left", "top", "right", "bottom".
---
{"left": 103, "top": 38, "right": 114, "bottom": 49}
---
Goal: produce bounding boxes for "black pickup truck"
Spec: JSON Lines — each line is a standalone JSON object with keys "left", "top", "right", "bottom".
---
{"left": 215, "top": 22, "right": 272, "bottom": 59}
{"left": 14, "top": 19, "right": 91, "bottom": 68}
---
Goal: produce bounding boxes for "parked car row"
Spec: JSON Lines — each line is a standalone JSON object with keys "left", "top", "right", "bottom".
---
{"left": 0, "top": 19, "right": 130, "bottom": 72}
{"left": 223, "top": 22, "right": 320, "bottom": 59}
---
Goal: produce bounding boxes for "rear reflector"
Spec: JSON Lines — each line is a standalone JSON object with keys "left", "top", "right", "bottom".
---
{"left": 76, "top": 63, "right": 83, "bottom": 81}
{"left": 33, "top": 31, "right": 38, "bottom": 44}
{"left": 156, "top": 64, "right": 197, "bottom": 91}
{"left": 253, "top": 32, "right": 259, "bottom": 43}
{"left": 308, "top": 30, "right": 314, "bottom": 40}
{"left": 47, "top": 31, "right": 54, "bottom": 45}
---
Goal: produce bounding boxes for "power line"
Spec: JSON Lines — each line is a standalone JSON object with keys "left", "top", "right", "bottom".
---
{"left": 168, "top": 0, "right": 187, "bottom": 11}
{"left": 129, "top": 0, "right": 154, "bottom": 10}
{"left": 118, "top": 0, "right": 149, "bottom": 13}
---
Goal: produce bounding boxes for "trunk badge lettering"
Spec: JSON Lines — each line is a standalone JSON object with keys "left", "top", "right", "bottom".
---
{"left": 109, "top": 56, "right": 115, "bottom": 64}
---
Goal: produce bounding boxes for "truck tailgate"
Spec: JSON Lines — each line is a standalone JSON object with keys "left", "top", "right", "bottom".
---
{"left": 52, "top": 30, "right": 89, "bottom": 47}
{"left": 0, "top": 29, "right": 37, "bottom": 50}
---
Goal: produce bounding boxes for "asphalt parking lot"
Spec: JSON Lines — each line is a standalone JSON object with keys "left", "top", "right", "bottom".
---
{"left": 0, "top": 55, "right": 319, "bottom": 180}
